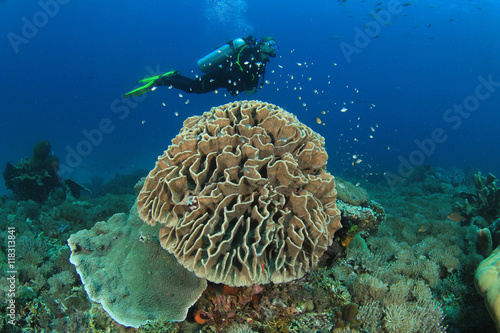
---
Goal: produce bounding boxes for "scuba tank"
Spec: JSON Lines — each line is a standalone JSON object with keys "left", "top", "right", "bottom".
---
{"left": 197, "top": 37, "right": 246, "bottom": 73}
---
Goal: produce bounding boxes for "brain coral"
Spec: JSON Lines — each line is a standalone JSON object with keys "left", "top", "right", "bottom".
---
{"left": 137, "top": 100, "right": 342, "bottom": 286}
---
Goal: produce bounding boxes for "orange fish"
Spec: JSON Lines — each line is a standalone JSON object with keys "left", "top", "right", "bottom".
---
{"left": 447, "top": 212, "right": 466, "bottom": 222}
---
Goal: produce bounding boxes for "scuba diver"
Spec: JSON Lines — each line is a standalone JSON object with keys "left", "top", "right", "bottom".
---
{"left": 124, "top": 35, "right": 278, "bottom": 98}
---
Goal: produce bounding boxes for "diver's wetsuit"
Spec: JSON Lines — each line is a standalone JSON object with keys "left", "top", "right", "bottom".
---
{"left": 155, "top": 44, "right": 269, "bottom": 96}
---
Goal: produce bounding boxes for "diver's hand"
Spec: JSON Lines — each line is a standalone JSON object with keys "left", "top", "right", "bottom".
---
{"left": 245, "top": 87, "right": 257, "bottom": 95}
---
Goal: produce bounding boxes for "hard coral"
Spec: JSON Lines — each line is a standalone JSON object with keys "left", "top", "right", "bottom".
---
{"left": 475, "top": 245, "right": 500, "bottom": 332}
{"left": 3, "top": 140, "right": 61, "bottom": 203}
{"left": 137, "top": 100, "right": 341, "bottom": 286}
{"left": 335, "top": 200, "right": 385, "bottom": 250}
{"left": 456, "top": 172, "right": 500, "bottom": 222}
{"left": 335, "top": 177, "right": 368, "bottom": 206}
{"left": 193, "top": 283, "right": 264, "bottom": 330}
{"left": 68, "top": 205, "right": 207, "bottom": 328}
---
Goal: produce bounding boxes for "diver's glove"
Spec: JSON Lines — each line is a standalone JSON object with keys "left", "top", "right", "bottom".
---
{"left": 124, "top": 70, "right": 179, "bottom": 98}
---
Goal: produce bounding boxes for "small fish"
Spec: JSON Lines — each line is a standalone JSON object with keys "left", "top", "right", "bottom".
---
{"left": 402, "top": 2, "right": 412, "bottom": 6}
{"left": 447, "top": 213, "right": 466, "bottom": 222}
{"left": 341, "top": 107, "right": 348, "bottom": 112}
{"left": 316, "top": 117, "right": 322, "bottom": 124}
{"left": 418, "top": 225, "right": 429, "bottom": 232}
{"left": 337, "top": 183, "right": 345, "bottom": 189}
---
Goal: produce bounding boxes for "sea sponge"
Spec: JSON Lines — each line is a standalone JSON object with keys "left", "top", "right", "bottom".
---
{"left": 137, "top": 100, "right": 342, "bottom": 286}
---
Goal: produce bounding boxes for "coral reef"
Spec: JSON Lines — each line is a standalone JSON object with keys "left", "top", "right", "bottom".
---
{"left": 3, "top": 140, "right": 61, "bottom": 203}
{"left": 335, "top": 199, "right": 385, "bottom": 248}
{"left": 358, "top": 171, "right": 492, "bottom": 332}
{"left": 2, "top": 140, "right": 91, "bottom": 203}
{"left": 429, "top": 167, "right": 466, "bottom": 188}
{"left": 456, "top": 172, "right": 500, "bottom": 222}
{"left": 68, "top": 204, "right": 207, "bottom": 328}
{"left": 0, "top": 171, "right": 144, "bottom": 332}
{"left": 0, "top": 137, "right": 494, "bottom": 331}
{"left": 93, "top": 169, "right": 148, "bottom": 195}
{"left": 336, "top": 177, "right": 368, "bottom": 205}
{"left": 137, "top": 100, "right": 341, "bottom": 286}
{"left": 185, "top": 267, "right": 345, "bottom": 333}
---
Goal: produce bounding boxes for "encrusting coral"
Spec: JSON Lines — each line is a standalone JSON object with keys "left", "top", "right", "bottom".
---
{"left": 68, "top": 204, "right": 207, "bottom": 328}
{"left": 137, "top": 100, "right": 342, "bottom": 286}
{"left": 335, "top": 177, "right": 368, "bottom": 206}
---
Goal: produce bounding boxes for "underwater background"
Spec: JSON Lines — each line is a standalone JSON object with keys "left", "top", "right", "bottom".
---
{"left": 1, "top": 0, "right": 499, "bottom": 189}
{"left": 1, "top": 0, "right": 500, "bottom": 332}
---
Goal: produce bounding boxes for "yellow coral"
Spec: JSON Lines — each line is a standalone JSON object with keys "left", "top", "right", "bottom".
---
{"left": 475, "top": 245, "right": 500, "bottom": 331}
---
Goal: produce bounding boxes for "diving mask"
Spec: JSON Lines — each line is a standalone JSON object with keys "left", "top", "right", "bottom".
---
{"left": 262, "top": 40, "right": 278, "bottom": 57}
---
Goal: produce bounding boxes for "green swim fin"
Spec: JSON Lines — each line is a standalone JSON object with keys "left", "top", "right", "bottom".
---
{"left": 137, "top": 70, "right": 179, "bottom": 83}
{"left": 124, "top": 81, "right": 155, "bottom": 98}
{"left": 124, "top": 70, "right": 180, "bottom": 98}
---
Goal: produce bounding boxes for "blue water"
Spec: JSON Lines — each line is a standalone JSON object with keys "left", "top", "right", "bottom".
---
{"left": 1, "top": 0, "right": 500, "bottom": 194}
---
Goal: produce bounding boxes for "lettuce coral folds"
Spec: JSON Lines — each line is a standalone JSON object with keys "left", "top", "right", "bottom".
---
{"left": 137, "top": 100, "right": 342, "bottom": 286}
